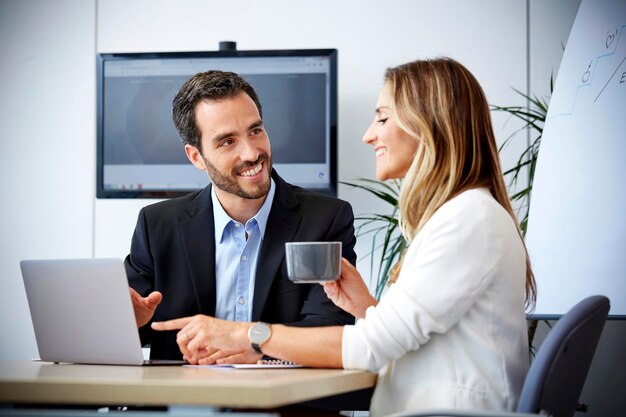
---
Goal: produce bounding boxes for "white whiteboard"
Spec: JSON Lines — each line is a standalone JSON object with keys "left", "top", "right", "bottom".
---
{"left": 526, "top": 0, "right": 626, "bottom": 317}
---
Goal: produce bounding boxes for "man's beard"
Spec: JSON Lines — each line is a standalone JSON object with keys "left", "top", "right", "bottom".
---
{"left": 203, "top": 153, "right": 272, "bottom": 199}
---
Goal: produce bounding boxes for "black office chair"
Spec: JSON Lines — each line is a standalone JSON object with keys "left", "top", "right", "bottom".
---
{"left": 387, "top": 295, "right": 610, "bottom": 417}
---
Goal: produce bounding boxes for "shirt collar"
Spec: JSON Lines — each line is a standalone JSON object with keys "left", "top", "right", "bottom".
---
{"left": 211, "top": 178, "right": 276, "bottom": 243}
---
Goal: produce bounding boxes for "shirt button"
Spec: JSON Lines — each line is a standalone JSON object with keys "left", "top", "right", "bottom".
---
{"left": 238, "top": 296, "right": 245, "bottom": 305}
{"left": 241, "top": 255, "right": 247, "bottom": 262}
{"left": 234, "top": 223, "right": 241, "bottom": 227}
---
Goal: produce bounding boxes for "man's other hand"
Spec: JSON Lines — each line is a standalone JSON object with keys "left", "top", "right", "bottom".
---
{"left": 129, "top": 288, "right": 162, "bottom": 328}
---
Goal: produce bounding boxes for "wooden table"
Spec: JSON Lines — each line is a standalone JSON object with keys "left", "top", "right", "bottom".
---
{"left": 0, "top": 361, "right": 376, "bottom": 410}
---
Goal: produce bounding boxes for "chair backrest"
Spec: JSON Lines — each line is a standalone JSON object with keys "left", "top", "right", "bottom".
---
{"left": 517, "top": 295, "right": 610, "bottom": 417}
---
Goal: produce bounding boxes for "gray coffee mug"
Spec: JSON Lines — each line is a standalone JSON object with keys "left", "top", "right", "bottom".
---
{"left": 285, "top": 241, "right": 342, "bottom": 283}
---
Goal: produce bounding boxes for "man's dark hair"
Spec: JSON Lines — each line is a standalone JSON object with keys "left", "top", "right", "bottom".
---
{"left": 172, "top": 70, "right": 262, "bottom": 150}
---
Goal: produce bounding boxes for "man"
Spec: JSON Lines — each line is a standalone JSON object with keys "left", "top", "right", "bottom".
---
{"left": 126, "top": 70, "right": 356, "bottom": 362}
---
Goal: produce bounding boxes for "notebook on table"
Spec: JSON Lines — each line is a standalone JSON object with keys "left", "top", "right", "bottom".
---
{"left": 20, "top": 258, "right": 184, "bottom": 366}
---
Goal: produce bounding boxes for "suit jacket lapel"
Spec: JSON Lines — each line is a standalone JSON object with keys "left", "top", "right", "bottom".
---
{"left": 252, "top": 172, "right": 301, "bottom": 321}
{"left": 179, "top": 186, "right": 217, "bottom": 316}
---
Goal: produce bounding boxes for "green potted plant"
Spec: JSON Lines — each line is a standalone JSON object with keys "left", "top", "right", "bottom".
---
{"left": 341, "top": 178, "right": 405, "bottom": 299}
{"left": 491, "top": 80, "right": 551, "bottom": 235}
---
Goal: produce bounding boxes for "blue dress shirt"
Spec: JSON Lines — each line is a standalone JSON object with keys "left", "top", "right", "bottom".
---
{"left": 211, "top": 179, "right": 276, "bottom": 322}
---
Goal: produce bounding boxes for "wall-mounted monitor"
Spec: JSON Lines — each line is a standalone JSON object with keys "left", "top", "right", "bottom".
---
{"left": 96, "top": 49, "right": 337, "bottom": 198}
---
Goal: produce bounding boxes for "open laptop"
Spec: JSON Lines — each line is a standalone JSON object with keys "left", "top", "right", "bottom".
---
{"left": 20, "top": 258, "right": 185, "bottom": 366}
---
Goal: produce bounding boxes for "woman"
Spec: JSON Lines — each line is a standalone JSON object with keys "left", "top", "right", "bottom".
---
{"left": 152, "top": 57, "right": 536, "bottom": 416}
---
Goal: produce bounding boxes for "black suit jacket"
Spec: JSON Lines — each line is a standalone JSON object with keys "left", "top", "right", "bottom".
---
{"left": 125, "top": 170, "right": 357, "bottom": 360}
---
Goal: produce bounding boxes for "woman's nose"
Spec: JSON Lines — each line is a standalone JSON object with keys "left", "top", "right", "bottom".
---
{"left": 362, "top": 123, "right": 376, "bottom": 145}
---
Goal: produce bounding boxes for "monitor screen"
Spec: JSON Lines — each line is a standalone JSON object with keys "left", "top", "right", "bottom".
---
{"left": 96, "top": 49, "right": 337, "bottom": 198}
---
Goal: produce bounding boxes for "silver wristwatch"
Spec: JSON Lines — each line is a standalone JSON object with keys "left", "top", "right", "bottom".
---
{"left": 248, "top": 322, "right": 272, "bottom": 354}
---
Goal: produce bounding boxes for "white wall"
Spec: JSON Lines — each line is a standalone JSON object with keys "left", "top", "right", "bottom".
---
{"left": 0, "top": 0, "right": 96, "bottom": 360}
{"left": 530, "top": 0, "right": 581, "bottom": 97}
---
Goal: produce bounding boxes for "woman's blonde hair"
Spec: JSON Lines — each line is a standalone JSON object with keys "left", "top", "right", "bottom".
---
{"left": 386, "top": 57, "right": 536, "bottom": 307}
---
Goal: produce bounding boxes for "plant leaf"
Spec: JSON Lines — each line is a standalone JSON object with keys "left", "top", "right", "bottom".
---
{"left": 491, "top": 84, "right": 549, "bottom": 234}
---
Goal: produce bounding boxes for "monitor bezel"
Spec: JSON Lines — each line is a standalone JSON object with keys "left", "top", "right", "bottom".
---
{"left": 96, "top": 49, "right": 338, "bottom": 199}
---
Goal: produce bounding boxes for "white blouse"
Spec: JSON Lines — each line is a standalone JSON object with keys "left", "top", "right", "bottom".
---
{"left": 342, "top": 188, "right": 529, "bottom": 417}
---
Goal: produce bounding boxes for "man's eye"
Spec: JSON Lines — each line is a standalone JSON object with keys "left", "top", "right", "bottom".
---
{"left": 377, "top": 118, "right": 388, "bottom": 125}
{"left": 250, "top": 128, "right": 263, "bottom": 136}
{"left": 220, "top": 139, "right": 234, "bottom": 147}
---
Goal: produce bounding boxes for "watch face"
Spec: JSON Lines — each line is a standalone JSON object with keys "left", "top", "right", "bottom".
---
{"left": 250, "top": 322, "right": 271, "bottom": 344}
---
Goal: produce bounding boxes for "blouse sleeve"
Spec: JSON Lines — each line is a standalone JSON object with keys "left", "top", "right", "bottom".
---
{"left": 342, "top": 192, "right": 508, "bottom": 372}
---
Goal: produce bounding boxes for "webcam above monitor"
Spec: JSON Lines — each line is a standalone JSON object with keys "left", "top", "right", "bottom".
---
{"left": 96, "top": 49, "right": 338, "bottom": 198}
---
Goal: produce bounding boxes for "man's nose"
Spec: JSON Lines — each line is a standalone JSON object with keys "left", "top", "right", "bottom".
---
{"left": 240, "top": 139, "right": 260, "bottom": 161}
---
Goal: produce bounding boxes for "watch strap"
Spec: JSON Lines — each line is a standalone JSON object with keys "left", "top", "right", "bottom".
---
{"left": 251, "top": 342, "right": 263, "bottom": 354}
